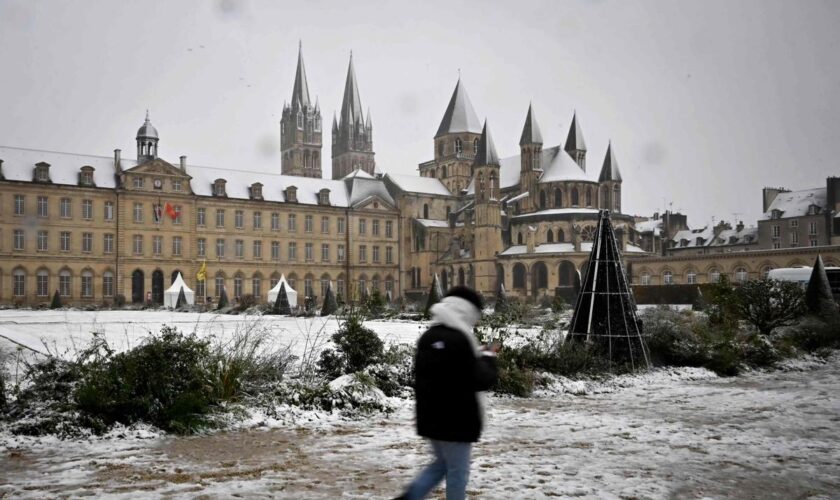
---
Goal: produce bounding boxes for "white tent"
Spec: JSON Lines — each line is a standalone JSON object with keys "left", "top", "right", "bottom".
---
{"left": 267, "top": 274, "right": 298, "bottom": 307}
{"left": 164, "top": 272, "right": 195, "bottom": 308}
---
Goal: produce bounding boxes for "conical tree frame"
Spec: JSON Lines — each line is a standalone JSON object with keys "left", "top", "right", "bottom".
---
{"left": 569, "top": 210, "right": 650, "bottom": 370}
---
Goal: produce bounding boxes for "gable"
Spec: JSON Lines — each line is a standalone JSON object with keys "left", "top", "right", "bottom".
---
{"left": 353, "top": 194, "right": 397, "bottom": 212}
{"left": 125, "top": 158, "right": 191, "bottom": 178}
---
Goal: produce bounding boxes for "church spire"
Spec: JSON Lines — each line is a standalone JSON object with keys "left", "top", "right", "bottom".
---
{"left": 519, "top": 102, "right": 543, "bottom": 146}
{"left": 565, "top": 111, "right": 587, "bottom": 169}
{"left": 473, "top": 120, "right": 500, "bottom": 167}
{"left": 339, "top": 52, "right": 365, "bottom": 128}
{"left": 291, "top": 41, "right": 311, "bottom": 110}
{"left": 436, "top": 78, "right": 482, "bottom": 138}
{"left": 332, "top": 52, "right": 374, "bottom": 179}
{"left": 598, "top": 141, "right": 622, "bottom": 182}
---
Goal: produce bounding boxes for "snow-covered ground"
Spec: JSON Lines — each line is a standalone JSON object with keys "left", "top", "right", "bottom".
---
{"left": 1, "top": 310, "right": 839, "bottom": 499}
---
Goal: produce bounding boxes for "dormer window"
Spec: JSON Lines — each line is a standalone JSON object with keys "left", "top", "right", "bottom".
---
{"left": 729, "top": 236, "right": 738, "bottom": 244}
{"left": 696, "top": 237, "right": 704, "bottom": 246}
{"left": 285, "top": 186, "right": 298, "bottom": 203}
{"left": 34, "top": 162, "right": 51, "bottom": 183}
{"left": 79, "top": 166, "right": 95, "bottom": 187}
{"left": 250, "top": 182, "right": 263, "bottom": 200}
{"left": 213, "top": 179, "right": 227, "bottom": 197}
{"left": 771, "top": 209, "right": 782, "bottom": 219}
{"left": 318, "top": 188, "right": 330, "bottom": 206}
{"left": 808, "top": 205, "right": 818, "bottom": 215}
{"left": 680, "top": 239, "right": 689, "bottom": 247}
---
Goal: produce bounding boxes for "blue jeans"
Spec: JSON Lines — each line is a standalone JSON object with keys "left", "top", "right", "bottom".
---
{"left": 405, "top": 439, "right": 472, "bottom": 500}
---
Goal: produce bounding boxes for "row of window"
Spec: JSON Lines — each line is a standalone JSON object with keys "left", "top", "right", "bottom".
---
{"left": 196, "top": 209, "right": 394, "bottom": 237}
{"left": 771, "top": 223, "right": 819, "bottom": 237}
{"left": 12, "top": 195, "right": 114, "bottom": 220}
{"left": 9, "top": 268, "right": 113, "bottom": 298}
{"left": 12, "top": 230, "right": 117, "bottom": 253}
{"left": 640, "top": 267, "right": 762, "bottom": 285}
{"left": 202, "top": 274, "right": 393, "bottom": 301}
{"left": 131, "top": 176, "right": 183, "bottom": 192}
{"left": 196, "top": 237, "right": 395, "bottom": 264}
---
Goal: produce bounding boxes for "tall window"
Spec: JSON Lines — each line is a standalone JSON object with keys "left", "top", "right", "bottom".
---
{"left": 686, "top": 271, "right": 697, "bottom": 284}
{"left": 271, "top": 212, "right": 280, "bottom": 231}
{"left": 13, "top": 229, "right": 24, "bottom": 250}
{"left": 372, "top": 219, "right": 380, "bottom": 236}
{"left": 197, "top": 238, "right": 206, "bottom": 257}
{"left": 153, "top": 236, "right": 163, "bottom": 255}
{"left": 271, "top": 241, "right": 280, "bottom": 260}
{"left": 36, "top": 270, "right": 49, "bottom": 297}
{"left": 235, "top": 239, "right": 244, "bottom": 258}
{"left": 640, "top": 273, "right": 650, "bottom": 286}
{"left": 215, "top": 275, "right": 225, "bottom": 297}
{"left": 37, "top": 230, "right": 48, "bottom": 251}
{"left": 305, "top": 242, "right": 314, "bottom": 261}
{"left": 372, "top": 246, "right": 380, "bottom": 263}
{"left": 305, "top": 279, "right": 313, "bottom": 297}
{"left": 59, "top": 270, "right": 71, "bottom": 297}
{"left": 386, "top": 246, "right": 393, "bottom": 264}
{"left": 321, "top": 216, "right": 329, "bottom": 234}
{"left": 790, "top": 232, "right": 799, "bottom": 245}
{"left": 13, "top": 269, "right": 26, "bottom": 296}
{"left": 82, "top": 232, "right": 93, "bottom": 252}
{"left": 809, "top": 222, "right": 818, "bottom": 235}
{"left": 385, "top": 221, "right": 393, "bottom": 238}
{"left": 103, "top": 272, "right": 114, "bottom": 297}
{"left": 133, "top": 235, "right": 143, "bottom": 255}
{"left": 173, "top": 236, "right": 182, "bottom": 256}
{"left": 14, "top": 195, "right": 25, "bottom": 215}
{"left": 304, "top": 215, "right": 313, "bottom": 233}
{"left": 338, "top": 217, "right": 345, "bottom": 234}
{"left": 60, "top": 231, "right": 70, "bottom": 252}
{"left": 216, "top": 238, "right": 225, "bottom": 257}
{"left": 252, "top": 276, "right": 261, "bottom": 298}
{"left": 455, "top": 138, "right": 463, "bottom": 154}
{"left": 37, "top": 196, "right": 48, "bottom": 217}
{"left": 772, "top": 225, "right": 780, "bottom": 238}
{"left": 197, "top": 207, "right": 206, "bottom": 226}
{"left": 321, "top": 243, "right": 330, "bottom": 262}
{"left": 234, "top": 276, "right": 243, "bottom": 298}
{"left": 735, "top": 267, "right": 748, "bottom": 283}
{"left": 104, "top": 201, "right": 114, "bottom": 221}
{"left": 359, "top": 245, "right": 367, "bottom": 263}
{"left": 288, "top": 242, "right": 297, "bottom": 261}
{"left": 288, "top": 214, "right": 297, "bottom": 232}
{"left": 216, "top": 209, "right": 225, "bottom": 228}
{"left": 338, "top": 244, "right": 346, "bottom": 262}
{"left": 663, "top": 270, "right": 673, "bottom": 285}
{"left": 320, "top": 278, "right": 329, "bottom": 298}
{"left": 197, "top": 281, "right": 206, "bottom": 300}
{"left": 173, "top": 205, "right": 182, "bottom": 225}
{"left": 709, "top": 269, "right": 721, "bottom": 283}
{"left": 60, "top": 198, "right": 71, "bottom": 218}
{"left": 81, "top": 271, "right": 93, "bottom": 298}
{"left": 133, "top": 203, "right": 143, "bottom": 223}
{"left": 359, "top": 219, "right": 367, "bottom": 235}
{"left": 104, "top": 233, "right": 114, "bottom": 253}
{"left": 253, "top": 240, "right": 262, "bottom": 259}
{"left": 235, "top": 210, "right": 244, "bottom": 229}
{"left": 82, "top": 199, "right": 93, "bottom": 220}
{"left": 253, "top": 211, "right": 262, "bottom": 229}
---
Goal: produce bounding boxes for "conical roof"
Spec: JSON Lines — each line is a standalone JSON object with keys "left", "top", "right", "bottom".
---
{"left": 569, "top": 210, "right": 649, "bottom": 369}
{"left": 291, "top": 42, "right": 311, "bottom": 110}
{"left": 340, "top": 53, "right": 365, "bottom": 127}
{"left": 435, "top": 79, "right": 482, "bottom": 138}
{"left": 565, "top": 112, "right": 586, "bottom": 152}
{"left": 805, "top": 255, "right": 839, "bottom": 321}
{"left": 598, "top": 142, "right": 622, "bottom": 182}
{"left": 472, "top": 121, "right": 500, "bottom": 167}
{"left": 519, "top": 103, "right": 543, "bottom": 146}
{"left": 136, "top": 110, "right": 159, "bottom": 139}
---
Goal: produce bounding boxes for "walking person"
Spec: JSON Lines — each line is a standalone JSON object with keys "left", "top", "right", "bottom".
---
{"left": 396, "top": 286, "right": 498, "bottom": 500}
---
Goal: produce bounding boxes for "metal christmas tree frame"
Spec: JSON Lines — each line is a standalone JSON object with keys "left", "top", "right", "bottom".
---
{"left": 569, "top": 210, "right": 650, "bottom": 370}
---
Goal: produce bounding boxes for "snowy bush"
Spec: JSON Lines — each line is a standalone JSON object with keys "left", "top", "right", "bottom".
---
{"left": 317, "top": 305, "right": 384, "bottom": 379}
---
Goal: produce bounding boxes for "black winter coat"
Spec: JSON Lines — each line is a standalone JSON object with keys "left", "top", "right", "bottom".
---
{"left": 414, "top": 324, "right": 498, "bottom": 443}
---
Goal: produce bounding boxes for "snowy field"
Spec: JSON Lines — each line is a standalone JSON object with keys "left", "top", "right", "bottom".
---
{"left": 1, "top": 310, "right": 839, "bottom": 499}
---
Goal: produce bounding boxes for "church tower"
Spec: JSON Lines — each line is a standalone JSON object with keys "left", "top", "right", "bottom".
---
{"left": 136, "top": 110, "right": 159, "bottom": 163}
{"left": 472, "top": 121, "right": 504, "bottom": 296}
{"left": 332, "top": 53, "right": 374, "bottom": 179}
{"left": 565, "top": 112, "right": 587, "bottom": 170}
{"left": 598, "top": 141, "right": 623, "bottom": 213}
{"left": 519, "top": 103, "right": 543, "bottom": 212}
{"left": 281, "top": 42, "right": 323, "bottom": 178}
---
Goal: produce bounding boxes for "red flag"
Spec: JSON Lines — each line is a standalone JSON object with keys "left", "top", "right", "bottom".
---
{"left": 164, "top": 202, "right": 180, "bottom": 221}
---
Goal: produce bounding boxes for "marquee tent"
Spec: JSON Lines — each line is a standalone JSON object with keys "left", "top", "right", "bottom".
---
{"left": 164, "top": 272, "right": 195, "bottom": 308}
{"left": 267, "top": 274, "right": 298, "bottom": 307}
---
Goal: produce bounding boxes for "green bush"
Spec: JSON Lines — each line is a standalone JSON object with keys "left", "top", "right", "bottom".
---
{"left": 318, "top": 306, "right": 384, "bottom": 379}
{"left": 783, "top": 316, "right": 840, "bottom": 352}
{"left": 364, "top": 343, "right": 414, "bottom": 397}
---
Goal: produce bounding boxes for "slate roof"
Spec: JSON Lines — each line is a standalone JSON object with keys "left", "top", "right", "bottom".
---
{"left": 339, "top": 53, "right": 365, "bottom": 128}
{"left": 291, "top": 42, "right": 311, "bottom": 110}
{"left": 473, "top": 121, "right": 500, "bottom": 167}
{"left": 519, "top": 104, "right": 543, "bottom": 146}
{"left": 564, "top": 112, "right": 586, "bottom": 151}
{"left": 384, "top": 173, "right": 453, "bottom": 197}
{"left": 435, "top": 79, "right": 482, "bottom": 137}
{"left": 136, "top": 111, "right": 159, "bottom": 139}
{"left": 598, "top": 142, "right": 622, "bottom": 182}
{"left": 762, "top": 187, "right": 826, "bottom": 219}
{"left": 0, "top": 145, "right": 128, "bottom": 188}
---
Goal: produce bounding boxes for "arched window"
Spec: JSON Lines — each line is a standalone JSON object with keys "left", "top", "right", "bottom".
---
{"left": 13, "top": 268, "right": 26, "bottom": 297}
{"left": 252, "top": 274, "right": 262, "bottom": 298}
{"left": 215, "top": 272, "right": 226, "bottom": 297}
{"left": 517, "top": 232, "right": 523, "bottom": 245}
{"left": 441, "top": 165, "right": 447, "bottom": 177}
{"left": 686, "top": 270, "right": 697, "bottom": 285}
{"left": 709, "top": 268, "right": 721, "bottom": 283}
{"left": 473, "top": 138, "right": 479, "bottom": 153}
{"left": 59, "top": 269, "right": 72, "bottom": 297}
{"left": 613, "top": 185, "right": 621, "bottom": 213}
{"left": 478, "top": 173, "right": 485, "bottom": 202}
{"left": 489, "top": 173, "right": 497, "bottom": 200}
{"left": 601, "top": 186, "right": 609, "bottom": 209}
{"left": 81, "top": 270, "right": 94, "bottom": 298}
{"left": 734, "top": 267, "right": 748, "bottom": 283}
{"left": 234, "top": 274, "right": 244, "bottom": 299}
{"left": 558, "top": 229, "right": 565, "bottom": 242}
{"left": 761, "top": 266, "right": 773, "bottom": 279}
{"left": 663, "top": 270, "right": 674, "bottom": 285}
{"left": 458, "top": 268, "right": 466, "bottom": 286}
{"left": 533, "top": 262, "right": 548, "bottom": 289}
{"left": 103, "top": 271, "right": 114, "bottom": 297}
{"left": 571, "top": 187, "right": 579, "bottom": 206}
{"left": 36, "top": 269, "right": 49, "bottom": 297}
{"left": 423, "top": 204, "right": 430, "bottom": 219}
{"left": 455, "top": 138, "right": 463, "bottom": 154}
{"left": 585, "top": 188, "right": 592, "bottom": 207}
{"left": 512, "top": 264, "right": 527, "bottom": 290}
{"left": 539, "top": 190, "right": 546, "bottom": 209}
{"left": 438, "top": 142, "right": 444, "bottom": 157}
{"left": 554, "top": 189, "right": 562, "bottom": 207}
{"left": 641, "top": 273, "right": 651, "bottom": 285}
{"left": 547, "top": 229, "right": 554, "bottom": 243}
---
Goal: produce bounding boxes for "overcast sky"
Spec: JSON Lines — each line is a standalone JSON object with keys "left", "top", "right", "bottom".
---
{"left": 1, "top": 0, "right": 838, "bottom": 227}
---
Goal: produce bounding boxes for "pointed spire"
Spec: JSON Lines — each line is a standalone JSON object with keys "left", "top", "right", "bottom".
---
{"left": 805, "top": 255, "right": 839, "bottom": 321}
{"left": 332, "top": 112, "right": 338, "bottom": 132}
{"left": 340, "top": 52, "right": 364, "bottom": 128}
{"left": 565, "top": 111, "right": 587, "bottom": 152}
{"left": 598, "top": 141, "right": 622, "bottom": 182}
{"left": 366, "top": 108, "right": 372, "bottom": 129}
{"left": 473, "top": 120, "right": 500, "bottom": 167}
{"left": 519, "top": 103, "right": 543, "bottom": 146}
{"left": 314, "top": 96, "right": 320, "bottom": 112}
{"left": 291, "top": 41, "right": 311, "bottom": 110}
{"left": 145, "top": 109, "right": 151, "bottom": 123}
{"left": 436, "top": 78, "right": 482, "bottom": 137}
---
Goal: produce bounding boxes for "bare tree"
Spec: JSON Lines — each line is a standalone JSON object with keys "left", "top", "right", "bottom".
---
{"left": 733, "top": 278, "right": 806, "bottom": 336}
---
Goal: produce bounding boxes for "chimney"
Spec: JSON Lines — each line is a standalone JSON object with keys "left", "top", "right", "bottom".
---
{"left": 113, "top": 149, "right": 121, "bottom": 172}
{"left": 736, "top": 220, "right": 744, "bottom": 232}
{"left": 180, "top": 155, "right": 187, "bottom": 171}
{"left": 653, "top": 212, "right": 659, "bottom": 220}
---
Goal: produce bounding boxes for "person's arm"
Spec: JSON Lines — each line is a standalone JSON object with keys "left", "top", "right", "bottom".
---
{"left": 473, "top": 346, "right": 498, "bottom": 391}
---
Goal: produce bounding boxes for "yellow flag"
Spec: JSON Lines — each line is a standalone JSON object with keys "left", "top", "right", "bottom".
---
{"left": 196, "top": 260, "right": 207, "bottom": 282}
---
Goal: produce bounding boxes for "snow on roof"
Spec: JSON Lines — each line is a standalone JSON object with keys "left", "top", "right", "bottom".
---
{"left": 385, "top": 173, "right": 454, "bottom": 197}
{"left": 672, "top": 226, "right": 715, "bottom": 248}
{"left": 0, "top": 145, "right": 132, "bottom": 188}
{"left": 415, "top": 218, "right": 450, "bottom": 228}
{"left": 510, "top": 208, "right": 600, "bottom": 220}
{"left": 342, "top": 168, "right": 374, "bottom": 179}
{"left": 709, "top": 225, "right": 758, "bottom": 246}
{"left": 625, "top": 244, "right": 647, "bottom": 253}
{"left": 499, "top": 242, "right": 594, "bottom": 256}
{"left": 436, "top": 79, "right": 482, "bottom": 137}
{"left": 634, "top": 219, "right": 662, "bottom": 235}
{"left": 763, "top": 187, "right": 826, "bottom": 219}
{"left": 344, "top": 176, "right": 395, "bottom": 207}
{"left": 507, "top": 191, "right": 529, "bottom": 203}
